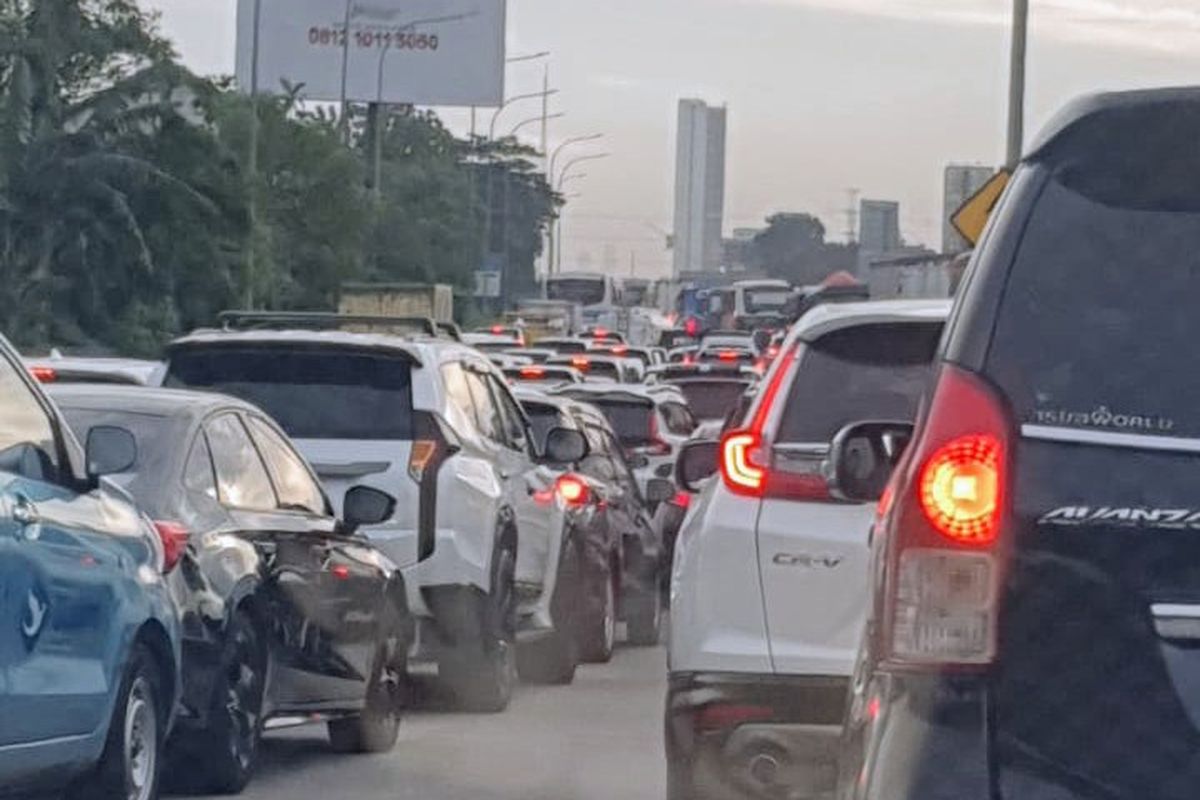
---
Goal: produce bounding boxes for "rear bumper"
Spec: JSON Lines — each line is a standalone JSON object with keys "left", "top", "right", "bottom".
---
{"left": 666, "top": 672, "right": 846, "bottom": 799}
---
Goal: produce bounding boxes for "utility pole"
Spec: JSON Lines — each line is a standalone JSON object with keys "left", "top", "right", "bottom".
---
{"left": 1006, "top": 0, "right": 1029, "bottom": 168}
{"left": 338, "top": 0, "right": 355, "bottom": 142}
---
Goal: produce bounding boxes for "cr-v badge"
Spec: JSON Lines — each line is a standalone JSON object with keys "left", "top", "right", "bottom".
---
{"left": 773, "top": 553, "right": 844, "bottom": 569}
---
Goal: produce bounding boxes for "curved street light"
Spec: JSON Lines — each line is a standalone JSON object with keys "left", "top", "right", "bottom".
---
{"left": 510, "top": 112, "right": 564, "bottom": 138}
{"left": 549, "top": 133, "right": 604, "bottom": 184}
{"left": 556, "top": 153, "right": 610, "bottom": 188}
{"left": 489, "top": 89, "right": 559, "bottom": 139}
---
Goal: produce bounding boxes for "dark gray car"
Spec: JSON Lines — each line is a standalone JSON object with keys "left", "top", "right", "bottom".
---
{"left": 47, "top": 384, "right": 409, "bottom": 795}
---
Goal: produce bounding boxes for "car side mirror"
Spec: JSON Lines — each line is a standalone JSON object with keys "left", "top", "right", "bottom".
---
{"left": 85, "top": 426, "right": 137, "bottom": 477}
{"left": 645, "top": 478, "right": 675, "bottom": 505}
{"left": 343, "top": 486, "right": 396, "bottom": 529}
{"left": 543, "top": 427, "right": 588, "bottom": 464}
{"left": 676, "top": 440, "right": 719, "bottom": 493}
{"left": 828, "top": 421, "right": 914, "bottom": 503}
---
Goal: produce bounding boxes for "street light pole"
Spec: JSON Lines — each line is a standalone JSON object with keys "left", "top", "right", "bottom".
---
{"left": 1006, "top": 0, "right": 1029, "bottom": 168}
{"left": 489, "top": 89, "right": 559, "bottom": 139}
{"left": 510, "top": 112, "right": 564, "bottom": 139}
{"left": 338, "top": 0, "right": 355, "bottom": 141}
{"left": 246, "top": 0, "right": 263, "bottom": 307}
{"left": 551, "top": 153, "right": 609, "bottom": 273}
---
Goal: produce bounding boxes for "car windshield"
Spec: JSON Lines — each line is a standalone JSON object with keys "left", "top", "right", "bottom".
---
{"left": 775, "top": 322, "right": 943, "bottom": 443}
{"left": 166, "top": 348, "right": 415, "bottom": 440}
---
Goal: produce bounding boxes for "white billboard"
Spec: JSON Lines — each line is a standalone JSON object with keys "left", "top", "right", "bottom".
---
{"left": 236, "top": 0, "right": 506, "bottom": 106}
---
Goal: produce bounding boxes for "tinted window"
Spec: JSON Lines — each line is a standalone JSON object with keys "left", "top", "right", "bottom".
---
{"left": 661, "top": 403, "right": 696, "bottom": 436}
{"left": 245, "top": 416, "right": 326, "bottom": 515}
{"left": 674, "top": 380, "right": 754, "bottom": 422}
{"left": 167, "top": 348, "right": 414, "bottom": 440}
{"left": 205, "top": 413, "right": 276, "bottom": 511}
{"left": 523, "top": 402, "right": 569, "bottom": 453}
{"left": 581, "top": 400, "right": 654, "bottom": 447}
{"left": 183, "top": 433, "right": 218, "bottom": 500}
{"left": 988, "top": 174, "right": 1200, "bottom": 437}
{"left": 775, "top": 323, "right": 943, "bottom": 443}
{"left": 57, "top": 408, "right": 170, "bottom": 479}
{"left": 0, "top": 356, "right": 58, "bottom": 481}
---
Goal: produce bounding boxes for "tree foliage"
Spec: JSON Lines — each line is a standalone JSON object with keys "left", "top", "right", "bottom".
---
{"left": 0, "top": 0, "right": 559, "bottom": 355}
{"left": 749, "top": 212, "right": 859, "bottom": 286}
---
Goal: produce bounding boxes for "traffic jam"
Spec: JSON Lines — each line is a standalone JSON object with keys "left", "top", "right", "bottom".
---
{"left": 3, "top": 87, "right": 1198, "bottom": 800}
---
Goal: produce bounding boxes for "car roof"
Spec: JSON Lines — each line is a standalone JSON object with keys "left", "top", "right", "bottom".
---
{"left": 46, "top": 383, "right": 251, "bottom": 419}
{"left": 789, "top": 298, "right": 953, "bottom": 343}
{"left": 25, "top": 356, "right": 162, "bottom": 385}
{"left": 165, "top": 328, "right": 476, "bottom": 367}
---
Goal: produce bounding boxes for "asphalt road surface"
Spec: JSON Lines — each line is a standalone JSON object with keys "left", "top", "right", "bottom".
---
{"left": 189, "top": 645, "right": 667, "bottom": 800}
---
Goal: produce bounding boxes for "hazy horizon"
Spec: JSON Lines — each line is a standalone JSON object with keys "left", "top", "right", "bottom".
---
{"left": 144, "top": 0, "right": 1200, "bottom": 277}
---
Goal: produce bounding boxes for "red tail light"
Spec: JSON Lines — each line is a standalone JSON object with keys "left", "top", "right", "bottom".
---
{"left": 611, "top": 345, "right": 629, "bottom": 355}
{"left": 556, "top": 474, "right": 590, "bottom": 506}
{"left": 718, "top": 350, "right": 738, "bottom": 361}
{"left": 491, "top": 325, "right": 504, "bottom": 334}
{"left": 571, "top": 356, "right": 590, "bottom": 370}
{"left": 519, "top": 366, "right": 546, "bottom": 379}
{"left": 30, "top": 366, "right": 57, "bottom": 383}
{"left": 766, "top": 344, "right": 781, "bottom": 359}
{"left": 330, "top": 564, "right": 352, "bottom": 580}
{"left": 882, "top": 364, "right": 1010, "bottom": 667}
{"left": 685, "top": 317, "right": 699, "bottom": 337}
{"left": 152, "top": 520, "right": 189, "bottom": 573}
{"left": 671, "top": 490, "right": 692, "bottom": 509}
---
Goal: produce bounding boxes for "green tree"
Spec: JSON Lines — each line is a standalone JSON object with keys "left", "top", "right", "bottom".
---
{"left": 0, "top": 0, "right": 215, "bottom": 350}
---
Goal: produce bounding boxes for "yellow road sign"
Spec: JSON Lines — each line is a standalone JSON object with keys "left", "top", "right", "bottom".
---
{"left": 952, "top": 170, "right": 1011, "bottom": 247}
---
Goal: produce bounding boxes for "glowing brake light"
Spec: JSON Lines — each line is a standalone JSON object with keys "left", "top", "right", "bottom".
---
{"left": 684, "top": 317, "right": 699, "bottom": 337}
{"left": 671, "top": 490, "right": 692, "bottom": 509}
{"left": 721, "top": 432, "right": 765, "bottom": 493}
{"left": 491, "top": 325, "right": 504, "bottom": 334}
{"left": 571, "top": 356, "right": 590, "bottom": 370}
{"left": 611, "top": 345, "right": 629, "bottom": 355}
{"left": 30, "top": 366, "right": 57, "bottom": 383}
{"left": 535, "top": 474, "right": 592, "bottom": 507}
{"left": 918, "top": 435, "right": 1001, "bottom": 544}
{"left": 718, "top": 350, "right": 737, "bottom": 361}
{"left": 519, "top": 366, "right": 546, "bottom": 379}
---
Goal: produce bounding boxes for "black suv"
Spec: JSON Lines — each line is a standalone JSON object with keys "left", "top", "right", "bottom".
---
{"left": 835, "top": 87, "right": 1200, "bottom": 800}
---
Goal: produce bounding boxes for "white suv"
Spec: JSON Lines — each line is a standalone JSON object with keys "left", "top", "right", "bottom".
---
{"left": 665, "top": 300, "right": 951, "bottom": 800}
{"left": 163, "top": 322, "right": 588, "bottom": 710}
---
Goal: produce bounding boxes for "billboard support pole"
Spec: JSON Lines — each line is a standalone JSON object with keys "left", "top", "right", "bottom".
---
{"left": 246, "top": 0, "right": 263, "bottom": 308}
{"left": 338, "top": 0, "right": 354, "bottom": 141}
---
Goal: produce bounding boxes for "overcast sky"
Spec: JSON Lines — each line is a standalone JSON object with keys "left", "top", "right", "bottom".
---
{"left": 144, "top": 0, "right": 1200, "bottom": 277}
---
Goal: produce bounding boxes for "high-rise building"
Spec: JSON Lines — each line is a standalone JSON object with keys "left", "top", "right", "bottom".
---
{"left": 943, "top": 164, "right": 995, "bottom": 254}
{"left": 672, "top": 99, "right": 727, "bottom": 276}
{"left": 859, "top": 199, "right": 901, "bottom": 255}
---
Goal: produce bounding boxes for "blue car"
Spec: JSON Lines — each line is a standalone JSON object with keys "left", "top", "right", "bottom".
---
{"left": 0, "top": 334, "right": 181, "bottom": 800}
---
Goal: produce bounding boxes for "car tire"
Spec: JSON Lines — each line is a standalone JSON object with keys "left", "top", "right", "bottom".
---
{"left": 329, "top": 612, "right": 407, "bottom": 753}
{"left": 517, "top": 538, "right": 581, "bottom": 685}
{"left": 172, "top": 609, "right": 266, "bottom": 795}
{"left": 627, "top": 586, "right": 663, "bottom": 647}
{"left": 440, "top": 546, "right": 517, "bottom": 713}
{"left": 67, "top": 644, "right": 165, "bottom": 800}
{"left": 579, "top": 562, "right": 617, "bottom": 664}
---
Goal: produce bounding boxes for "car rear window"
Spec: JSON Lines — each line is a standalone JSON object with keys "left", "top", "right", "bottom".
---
{"left": 560, "top": 396, "right": 653, "bottom": 446}
{"left": 553, "top": 359, "right": 619, "bottom": 382}
{"left": 775, "top": 322, "right": 942, "bottom": 443}
{"left": 987, "top": 172, "right": 1200, "bottom": 438}
{"left": 166, "top": 347, "right": 414, "bottom": 440}
{"left": 674, "top": 380, "right": 752, "bottom": 421}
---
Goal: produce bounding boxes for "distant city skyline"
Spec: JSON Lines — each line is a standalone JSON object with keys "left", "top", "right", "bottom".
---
{"left": 145, "top": 0, "right": 1200, "bottom": 278}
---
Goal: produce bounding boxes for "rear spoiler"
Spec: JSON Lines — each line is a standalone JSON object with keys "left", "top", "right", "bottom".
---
{"left": 217, "top": 310, "right": 457, "bottom": 340}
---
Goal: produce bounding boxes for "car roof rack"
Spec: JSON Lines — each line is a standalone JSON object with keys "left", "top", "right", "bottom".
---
{"left": 217, "top": 311, "right": 455, "bottom": 340}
